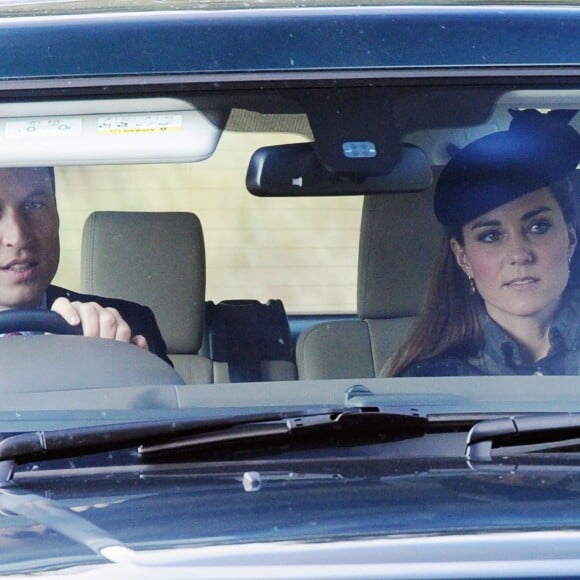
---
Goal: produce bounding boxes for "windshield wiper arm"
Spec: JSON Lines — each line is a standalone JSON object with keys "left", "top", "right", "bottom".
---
{"left": 466, "top": 413, "right": 580, "bottom": 461}
{"left": 0, "top": 407, "right": 427, "bottom": 480}
{"left": 0, "top": 410, "right": 336, "bottom": 478}
{"left": 137, "top": 408, "right": 427, "bottom": 456}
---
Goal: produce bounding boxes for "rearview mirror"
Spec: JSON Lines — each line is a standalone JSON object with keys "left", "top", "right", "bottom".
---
{"left": 246, "top": 142, "right": 432, "bottom": 196}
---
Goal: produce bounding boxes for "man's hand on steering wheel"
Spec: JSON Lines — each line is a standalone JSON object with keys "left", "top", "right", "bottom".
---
{"left": 51, "top": 297, "right": 149, "bottom": 350}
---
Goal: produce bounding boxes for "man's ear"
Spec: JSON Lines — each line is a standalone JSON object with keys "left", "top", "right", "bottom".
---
{"left": 450, "top": 237, "right": 473, "bottom": 277}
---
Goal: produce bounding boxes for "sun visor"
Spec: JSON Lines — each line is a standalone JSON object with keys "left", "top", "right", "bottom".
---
{"left": 0, "top": 98, "right": 225, "bottom": 165}
{"left": 246, "top": 142, "right": 432, "bottom": 196}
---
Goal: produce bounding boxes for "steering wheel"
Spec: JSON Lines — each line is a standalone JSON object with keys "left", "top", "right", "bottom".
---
{"left": 0, "top": 309, "right": 185, "bottom": 392}
{"left": 0, "top": 310, "right": 83, "bottom": 336}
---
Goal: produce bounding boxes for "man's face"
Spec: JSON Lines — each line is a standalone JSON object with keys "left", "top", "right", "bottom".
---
{"left": 0, "top": 168, "right": 59, "bottom": 310}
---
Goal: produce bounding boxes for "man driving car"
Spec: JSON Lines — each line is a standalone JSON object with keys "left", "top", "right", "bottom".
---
{"left": 0, "top": 166, "right": 171, "bottom": 364}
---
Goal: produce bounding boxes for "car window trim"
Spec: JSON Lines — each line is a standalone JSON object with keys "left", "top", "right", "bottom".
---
{"left": 0, "top": 66, "right": 579, "bottom": 96}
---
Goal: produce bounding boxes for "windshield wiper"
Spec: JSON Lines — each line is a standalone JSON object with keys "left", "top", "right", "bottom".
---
{"left": 466, "top": 413, "right": 580, "bottom": 461}
{"left": 137, "top": 407, "right": 427, "bottom": 456}
{"left": 0, "top": 407, "right": 427, "bottom": 481}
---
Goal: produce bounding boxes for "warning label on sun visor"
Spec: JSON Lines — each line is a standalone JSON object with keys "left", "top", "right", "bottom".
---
{"left": 97, "top": 114, "right": 183, "bottom": 135}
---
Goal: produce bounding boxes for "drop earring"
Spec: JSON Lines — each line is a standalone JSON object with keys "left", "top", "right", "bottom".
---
{"left": 468, "top": 276, "right": 477, "bottom": 295}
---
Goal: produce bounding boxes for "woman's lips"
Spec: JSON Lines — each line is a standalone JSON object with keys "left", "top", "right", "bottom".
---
{"left": 504, "top": 276, "right": 539, "bottom": 287}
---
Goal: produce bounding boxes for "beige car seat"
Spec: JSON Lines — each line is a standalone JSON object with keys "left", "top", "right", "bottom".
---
{"left": 296, "top": 184, "right": 443, "bottom": 379}
{"left": 81, "top": 211, "right": 212, "bottom": 383}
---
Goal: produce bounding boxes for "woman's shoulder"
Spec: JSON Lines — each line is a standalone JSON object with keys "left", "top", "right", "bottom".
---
{"left": 400, "top": 353, "right": 485, "bottom": 377}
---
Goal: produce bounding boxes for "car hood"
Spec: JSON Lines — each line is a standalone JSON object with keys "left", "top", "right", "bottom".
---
{"left": 3, "top": 455, "right": 580, "bottom": 574}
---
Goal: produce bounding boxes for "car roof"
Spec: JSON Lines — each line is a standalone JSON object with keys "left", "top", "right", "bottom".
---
{"left": 0, "top": 2, "right": 577, "bottom": 82}
{"left": 0, "top": 0, "right": 578, "bottom": 13}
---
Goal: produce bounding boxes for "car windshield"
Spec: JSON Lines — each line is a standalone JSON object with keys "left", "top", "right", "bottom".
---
{"left": 0, "top": 0, "right": 575, "bottom": 434}
{"left": 0, "top": 1, "right": 579, "bottom": 577}
{"left": 0, "top": 86, "right": 575, "bottom": 422}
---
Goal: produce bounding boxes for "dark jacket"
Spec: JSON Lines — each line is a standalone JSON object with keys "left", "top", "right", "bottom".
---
{"left": 47, "top": 285, "right": 171, "bottom": 366}
{"left": 401, "top": 293, "right": 580, "bottom": 377}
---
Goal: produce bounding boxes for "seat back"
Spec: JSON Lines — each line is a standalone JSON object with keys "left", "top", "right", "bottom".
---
{"left": 297, "top": 184, "right": 443, "bottom": 380}
{"left": 81, "top": 211, "right": 212, "bottom": 383}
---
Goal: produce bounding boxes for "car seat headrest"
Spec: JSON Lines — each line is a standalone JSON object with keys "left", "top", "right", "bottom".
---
{"left": 357, "top": 176, "right": 443, "bottom": 319}
{"left": 81, "top": 211, "right": 205, "bottom": 354}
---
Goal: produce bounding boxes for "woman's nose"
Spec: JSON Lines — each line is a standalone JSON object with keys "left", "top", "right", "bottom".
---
{"left": 508, "top": 239, "right": 535, "bottom": 266}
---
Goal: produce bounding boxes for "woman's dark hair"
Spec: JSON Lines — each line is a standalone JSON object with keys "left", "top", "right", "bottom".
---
{"left": 385, "top": 178, "right": 577, "bottom": 377}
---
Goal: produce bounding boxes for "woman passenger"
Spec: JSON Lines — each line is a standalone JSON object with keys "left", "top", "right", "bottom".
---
{"left": 384, "top": 109, "right": 580, "bottom": 377}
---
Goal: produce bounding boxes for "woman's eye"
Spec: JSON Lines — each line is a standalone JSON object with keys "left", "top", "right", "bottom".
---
{"left": 528, "top": 220, "right": 552, "bottom": 234}
{"left": 477, "top": 230, "right": 501, "bottom": 243}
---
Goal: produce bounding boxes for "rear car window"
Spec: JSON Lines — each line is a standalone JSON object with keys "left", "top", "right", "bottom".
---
{"left": 54, "top": 129, "right": 362, "bottom": 315}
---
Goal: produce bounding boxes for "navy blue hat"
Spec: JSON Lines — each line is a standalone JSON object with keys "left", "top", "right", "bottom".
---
{"left": 434, "top": 109, "right": 580, "bottom": 228}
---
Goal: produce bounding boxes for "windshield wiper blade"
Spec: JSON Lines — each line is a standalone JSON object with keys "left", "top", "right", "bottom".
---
{"left": 466, "top": 413, "right": 580, "bottom": 461}
{"left": 138, "top": 408, "right": 427, "bottom": 456}
{"left": 0, "top": 410, "right": 336, "bottom": 475}
{"left": 0, "top": 407, "right": 427, "bottom": 480}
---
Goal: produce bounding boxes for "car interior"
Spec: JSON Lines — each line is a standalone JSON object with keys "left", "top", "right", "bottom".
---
{"left": 0, "top": 87, "right": 578, "bottom": 399}
{"left": 71, "top": 101, "right": 442, "bottom": 386}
